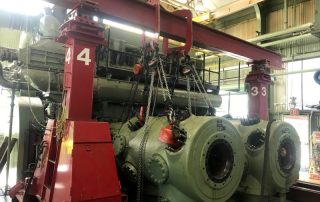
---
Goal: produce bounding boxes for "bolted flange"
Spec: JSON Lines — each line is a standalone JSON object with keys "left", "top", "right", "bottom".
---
{"left": 146, "top": 154, "right": 169, "bottom": 185}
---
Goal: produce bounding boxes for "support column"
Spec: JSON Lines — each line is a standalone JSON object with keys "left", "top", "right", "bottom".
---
{"left": 52, "top": 3, "right": 122, "bottom": 201}
{"left": 57, "top": 12, "right": 105, "bottom": 120}
{"left": 245, "top": 61, "right": 271, "bottom": 120}
{"left": 10, "top": 2, "right": 122, "bottom": 202}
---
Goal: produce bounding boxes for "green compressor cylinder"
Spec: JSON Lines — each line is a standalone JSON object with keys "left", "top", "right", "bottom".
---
{"left": 232, "top": 120, "right": 301, "bottom": 201}
{"left": 111, "top": 116, "right": 245, "bottom": 202}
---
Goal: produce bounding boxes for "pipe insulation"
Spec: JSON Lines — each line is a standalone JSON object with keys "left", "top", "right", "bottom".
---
{"left": 22, "top": 69, "right": 222, "bottom": 108}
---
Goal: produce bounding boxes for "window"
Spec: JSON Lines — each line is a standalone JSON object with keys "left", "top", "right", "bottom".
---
{"left": 287, "top": 58, "right": 320, "bottom": 110}
{"left": 285, "top": 57, "right": 320, "bottom": 185}
{"left": 302, "top": 58, "right": 320, "bottom": 108}
{"left": 216, "top": 92, "right": 248, "bottom": 118}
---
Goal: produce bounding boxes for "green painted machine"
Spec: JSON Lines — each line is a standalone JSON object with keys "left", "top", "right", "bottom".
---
{"left": 111, "top": 116, "right": 245, "bottom": 202}
{"left": 233, "top": 120, "right": 301, "bottom": 201}
{"left": 111, "top": 116, "right": 301, "bottom": 202}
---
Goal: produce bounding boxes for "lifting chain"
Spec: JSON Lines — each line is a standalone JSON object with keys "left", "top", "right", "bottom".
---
{"left": 186, "top": 76, "right": 192, "bottom": 114}
{"left": 191, "top": 65, "right": 214, "bottom": 108}
{"left": 192, "top": 74, "right": 210, "bottom": 108}
{"left": 137, "top": 71, "right": 155, "bottom": 202}
{"left": 159, "top": 58, "right": 172, "bottom": 103}
{"left": 156, "top": 66, "right": 166, "bottom": 102}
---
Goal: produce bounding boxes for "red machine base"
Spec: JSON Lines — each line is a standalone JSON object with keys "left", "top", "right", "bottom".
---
{"left": 51, "top": 120, "right": 121, "bottom": 202}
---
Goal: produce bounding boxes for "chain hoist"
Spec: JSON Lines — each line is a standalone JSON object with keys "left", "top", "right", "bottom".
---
{"left": 186, "top": 76, "right": 192, "bottom": 114}
{"left": 136, "top": 40, "right": 160, "bottom": 201}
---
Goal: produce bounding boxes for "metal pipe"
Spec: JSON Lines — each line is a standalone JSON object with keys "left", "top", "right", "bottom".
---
{"left": 283, "top": 51, "right": 320, "bottom": 62}
{"left": 293, "top": 0, "right": 297, "bottom": 27}
{"left": 271, "top": 67, "right": 320, "bottom": 77}
{"left": 254, "top": 4, "right": 262, "bottom": 35}
{"left": 238, "top": 62, "right": 241, "bottom": 91}
{"left": 203, "top": 53, "right": 205, "bottom": 85}
{"left": 284, "top": 0, "right": 288, "bottom": 29}
{"left": 260, "top": 33, "right": 313, "bottom": 47}
{"left": 5, "top": 87, "right": 16, "bottom": 195}
{"left": 20, "top": 69, "right": 222, "bottom": 107}
{"left": 94, "top": 78, "right": 222, "bottom": 108}
{"left": 218, "top": 56, "right": 221, "bottom": 87}
{"left": 247, "top": 23, "right": 313, "bottom": 43}
{"left": 301, "top": 60, "right": 304, "bottom": 110}
{"left": 228, "top": 91, "right": 231, "bottom": 115}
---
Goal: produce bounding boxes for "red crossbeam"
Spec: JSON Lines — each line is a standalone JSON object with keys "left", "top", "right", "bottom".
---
{"left": 46, "top": 0, "right": 282, "bottom": 69}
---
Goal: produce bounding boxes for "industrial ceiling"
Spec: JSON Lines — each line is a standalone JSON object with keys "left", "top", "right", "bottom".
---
{"left": 162, "top": 0, "right": 264, "bottom": 23}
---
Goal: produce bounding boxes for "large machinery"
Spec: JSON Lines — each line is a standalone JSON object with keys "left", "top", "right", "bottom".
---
{"left": 234, "top": 120, "right": 301, "bottom": 201}
{"left": 111, "top": 116, "right": 245, "bottom": 201}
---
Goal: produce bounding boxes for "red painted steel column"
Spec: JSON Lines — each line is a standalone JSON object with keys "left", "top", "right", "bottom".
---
{"left": 51, "top": 3, "right": 122, "bottom": 201}
{"left": 57, "top": 16, "right": 105, "bottom": 120}
{"left": 245, "top": 61, "right": 271, "bottom": 120}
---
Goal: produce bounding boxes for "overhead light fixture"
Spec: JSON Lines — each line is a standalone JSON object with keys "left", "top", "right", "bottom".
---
{"left": 144, "top": 31, "right": 159, "bottom": 38}
{"left": 0, "top": 0, "right": 53, "bottom": 16}
{"left": 102, "top": 18, "right": 158, "bottom": 38}
{"left": 103, "top": 19, "right": 143, "bottom": 35}
{"left": 93, "top": 16, "right": 99, "bottom": 22}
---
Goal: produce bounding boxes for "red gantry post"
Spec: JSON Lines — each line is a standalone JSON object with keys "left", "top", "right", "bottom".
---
{"left": 52, "top": 2, "right": 121, "bottom": 201}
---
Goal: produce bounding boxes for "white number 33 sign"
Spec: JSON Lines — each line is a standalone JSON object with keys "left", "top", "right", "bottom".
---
{"left": 251, "top": 86, "right": 267, "bottom": 96}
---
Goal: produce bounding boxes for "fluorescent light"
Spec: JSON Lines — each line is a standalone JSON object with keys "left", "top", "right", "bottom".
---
{"left": 0, "top": 0, "right": 53, "bottom": 16}
{"left": 93, "top": 16, "right": 99, "bottom": 22}
{"left": 207, "top": 89, "right": 213, "bottom": 93}
{"left": 145, "top": 31, "right": 159, "bottom": 38}
{"left": 103, "top": 19, "right": 143, "bottom": 35}
{"left": 57, "top": 164, "right": 69, "bottom": 172}
{"left": 103, "top": 19, "right": 158, "bottom": 38}
{"left": 194, "top": 4, "right": 205, "bottom": 11}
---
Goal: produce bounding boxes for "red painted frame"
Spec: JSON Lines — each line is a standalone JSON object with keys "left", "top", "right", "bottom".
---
{"left": 45, "top": 0, "right": 282, "bottom": 69}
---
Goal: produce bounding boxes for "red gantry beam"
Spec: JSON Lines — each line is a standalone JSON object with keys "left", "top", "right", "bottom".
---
{"left": 47, "top": 0, "right": 282, "bottom": 69}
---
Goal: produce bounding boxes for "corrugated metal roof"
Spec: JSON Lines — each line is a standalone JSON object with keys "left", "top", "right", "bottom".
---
{"left": 173, "top": 0, "right": 238, "bottom": 11}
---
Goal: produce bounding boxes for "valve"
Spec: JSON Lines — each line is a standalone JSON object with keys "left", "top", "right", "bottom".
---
{"left": 133, "top": 63, "right": 143, "bottom": 75}
{"left": 159, "top": 124, "right": 187, "bottom": 151}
